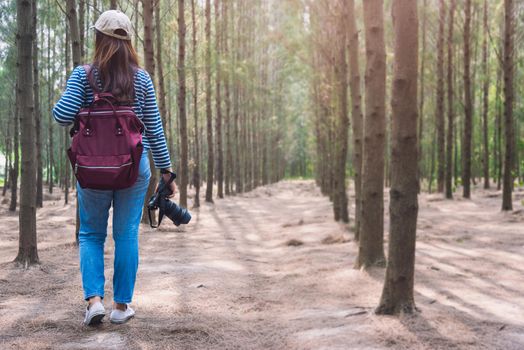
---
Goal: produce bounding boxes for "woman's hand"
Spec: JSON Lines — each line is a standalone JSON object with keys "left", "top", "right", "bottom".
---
{"left": 161, "top": 172, "right": 177, "bottom": 198}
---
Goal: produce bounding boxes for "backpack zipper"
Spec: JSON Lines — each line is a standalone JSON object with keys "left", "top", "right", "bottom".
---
{"left": 75, "top": 161, "right": 132, "bottom": 174}
{"left": 78, "top": 110, "right": 134, "bottom": 116}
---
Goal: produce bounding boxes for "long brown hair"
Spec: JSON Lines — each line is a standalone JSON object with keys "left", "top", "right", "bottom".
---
{"left": 91, "top": 30, "right": 139, "bottom": 102}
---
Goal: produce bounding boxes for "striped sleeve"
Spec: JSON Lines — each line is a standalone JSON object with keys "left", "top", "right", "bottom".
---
{"left": 140, "top": 71, "right": 172, "bottom": 169}
{"left": 52, "top": 66, "right": 86, "bottom": 126}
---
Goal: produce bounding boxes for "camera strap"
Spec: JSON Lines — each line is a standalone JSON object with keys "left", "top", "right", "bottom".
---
{"left": 148, "top": 208, "right": 158, "bottom": 229}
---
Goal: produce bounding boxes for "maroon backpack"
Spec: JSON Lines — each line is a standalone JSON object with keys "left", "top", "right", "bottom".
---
{"left": 67, "top": 65, "right": 145, "bottom": 190}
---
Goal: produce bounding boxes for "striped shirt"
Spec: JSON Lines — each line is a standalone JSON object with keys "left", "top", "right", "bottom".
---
{"left": 52, "top": 65, "right": 172, "bottom": 169}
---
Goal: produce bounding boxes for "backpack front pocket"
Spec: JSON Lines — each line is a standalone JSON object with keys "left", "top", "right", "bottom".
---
{"left": 75, "top": 154, "right": 133, "bottom": 190}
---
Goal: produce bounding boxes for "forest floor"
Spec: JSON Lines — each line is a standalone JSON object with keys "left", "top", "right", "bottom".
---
{"left": 0, "top": 180, "right": 523, "bottom": 350}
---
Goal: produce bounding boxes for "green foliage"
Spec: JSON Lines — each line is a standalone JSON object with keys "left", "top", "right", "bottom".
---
{"left": 0, "top": 0, "right": 522, "bottom": 196}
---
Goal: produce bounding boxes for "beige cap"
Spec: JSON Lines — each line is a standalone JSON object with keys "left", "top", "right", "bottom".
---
{"left": 91, "top": 10, "right": 133, "bottom": 41}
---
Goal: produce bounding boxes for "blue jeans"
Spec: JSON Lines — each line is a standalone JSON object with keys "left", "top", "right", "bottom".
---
{"left": 77, "top": 150, "right": 151, "bottom": 303}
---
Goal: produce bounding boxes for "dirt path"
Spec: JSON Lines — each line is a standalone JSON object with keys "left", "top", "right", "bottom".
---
{"left": 0, "top": 180, "right": 523, "bottom": 349}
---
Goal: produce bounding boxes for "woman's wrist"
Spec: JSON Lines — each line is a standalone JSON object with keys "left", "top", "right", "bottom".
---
{"left": 160, "top": 168, "right": 175, "bottom": 181}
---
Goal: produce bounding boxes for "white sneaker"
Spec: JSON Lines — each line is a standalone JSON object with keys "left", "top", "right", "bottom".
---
{"left": 83, "top": 301, "right": 105, "bottom": 326}
{"left": 110, "top": 304, "right": 135, "bottom": 324}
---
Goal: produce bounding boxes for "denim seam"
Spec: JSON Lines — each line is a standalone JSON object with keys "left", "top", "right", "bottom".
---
{"left": 84, "top": 292, "right": 105, "bottom": 301}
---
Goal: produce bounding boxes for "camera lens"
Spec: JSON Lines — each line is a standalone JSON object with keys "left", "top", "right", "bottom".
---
{"left": 164, "top": 200, "right": 192, "bottom": 226}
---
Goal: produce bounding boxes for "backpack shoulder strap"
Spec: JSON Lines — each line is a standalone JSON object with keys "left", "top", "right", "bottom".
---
{"left": 82, "top": 64, "right": 138, "bottom": 105}
{"left": 82, "top": 64, "right": 99, "bottom": 94}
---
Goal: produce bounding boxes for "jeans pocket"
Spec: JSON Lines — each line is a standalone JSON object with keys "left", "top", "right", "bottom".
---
{"left": 138, "top": 152, "right": 152, "bottom": 182}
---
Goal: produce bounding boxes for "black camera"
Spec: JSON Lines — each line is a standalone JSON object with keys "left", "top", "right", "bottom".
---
{"left": 147, "top": 171, "right": 191, "bottom": 228}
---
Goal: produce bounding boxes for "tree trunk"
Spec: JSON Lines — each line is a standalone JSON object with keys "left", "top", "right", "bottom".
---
{"left": 332, "top": 0, "right": 349, "bottom": 223}
{"left": 79, "top": 0, "right": 85, "bottom": 61}
{"left": 223, "top": 0, "right": 232, "bottom": 196}
{"left": 357, "top": 0, "right": 386, "bottom": 268}
{"left": 15, "top": 0, "right": 39, "bottom": 266}
{"left": 462, "top": 0, "right": 473, "bottom": 199}
{"left": 110, "top": 0, "right": 117, "bottom": 10}
{"left": 155, "top": 3, "right": 168, "bottom": 131}
{"left": 33, "top": 0, "right": 43, "bottom": 208}
{"left": 134, "top": 0, "right": 139, "bottom": 50}
{"left": 481, "top": 0, "right": 490, "bottom": 189}
{"left": 47, "top": 3, "right": 54, "bottom": 194}
{"left": 428, "top": 128, "right": 436, "bottom": 193}
{"left": 177, "top": 0, "right": 188, "bottom": 208}
{"left": 64, "top": 24, "right": 70, "bottom": 205}
{"left": 190, "top": 0, "right": 200, "bottom": 208}
{"left": 142, "top": 0, "right": 155, "bottom": 81}
{"left": 495, "top": 69, "right": 502, "bottom": 190}
{"left": 347, "top": 0, "right": 362, "bottom": 239}
{"left": 435, "top": 0, "right": 445, "bottom": 194}
{"left": 502, "top": 0, "right": 515, "bottom": 211}
{"left": 215, "top": 0, "right": 224, "bottom": 199}
{"left": 205, "top": 0, "right": 214, "bottom": 202}
{"left": 233, "top": 2, "right": 243, "bottom": 194}
{"left": 66, "top": 0, "right": 82, "bottom": 242}
{"left": 2, "top": 117, "right": 10, "bottom": 197}
{"left": 376, "top": 0, "right": 419, "bottom": 315}
{"left": 445, "top": 0, "right": 456, "bottom": 199}
{"left": 9, "top": 98, "right": 19, "bottom": 212}
{"left": 141, "top": 0, "right": 158, "bottom": 224}
{"left": 418, "top": 0, "right": 427, "bottom": 193}
{"left": 66, "top": 0, "right": 82, "bottom": 67}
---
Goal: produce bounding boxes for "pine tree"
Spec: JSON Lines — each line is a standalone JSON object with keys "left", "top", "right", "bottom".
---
{"left": 445, "top": 0, "right": 456, "bottom": 199}
{"left": 462, "top": 0, "right": 473, "bottom": 199}
{"left": 205, "top": 0, "right": 214, "bottom": 202}
{"left": 347, "top": 0, "right": 363, "bottom": 240}
{"left": 15, "top": 0, "right": 39, "bottom": 266}
{"left": 357, "top": 0, "right": 386, "bottom": 268}
{"left": 177, "top": 0, "right": 189, "bottom": 208}
{"left": 502, "top": 0, "right": 515, "bottom": 211}
{"left": 377, "top": 0, "right": 419, "bottom": 315}
{"left": 435, "top": 0, "right": 446, "bottom": 194}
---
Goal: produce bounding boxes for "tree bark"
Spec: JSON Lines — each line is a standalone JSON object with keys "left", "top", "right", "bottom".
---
{"left": 33, "top": 0, "right": 43, "bottom": 208}
{"left": 215, "top": 0, "right": 224, "bottom": 199}
{"left": 233, "top": 2, "right": 243, "bottom": 194}
{"left": 64, "top": 23, "right": 70, "bottom": 205}
{"left": 495, "top": 69, "right": 502, "bottom": 190}
{"left": 190, "top": 0, "right": 200, "bottom": 207}
{"left": 357, "top": 0, "right": 386, "bottom": 268}
{"left": 9, "top": 95, "right": 19, "bottom": 212}
{"left": 155, "top": 3, "right": 168, "bottom": 131}
{"left": 2, "top": 117, "right": 11, "bottom": 197}
{"left": 481, "top": 0, "right": 490, "bottom": 189}
{"left": 66, "top": 0, "right": 82, "bottom": 242}
{"left": 66, "top": 0, "right": 82, "bottom": 67}
{"left": 15, "top": 0, "right": 39, "bottom": 266}
{"left": 347, "top": 0, "right": 362, "bottom": 239}
{"left": 133, "top": 0, "right": 139, "bottom": 50}
{"left": 47, "top": 1, "right": 54, "bottom": 194}
{"left": 502, "top": 0, "right": 515, "bottom": 210}
{"left": 376, "top": 0, "right": 419, "bottom": 315}
{"left": 418, "top": 0, "right": 427, "bottom": 193}
{"left": 205, "top": 0, "right": 214, "bottom": 202}
{"left": 462, "top": 0, "right": 473, "bottom": 199}
{"left": 332, "top": 0, "right": 349, "bottom": 223}
{"left": 223, "top": 0, "right": 232, "bottom": 196}
{"left": 435, "top": 0, "right": 445, "bottom": 194}
{"left": 429, "top": 128, "right": 436, "bottom": 193}
{"left": 141, "top": 0, "right": 158, "bottom": 224}
{"left": 445, "top": 0, "right": 456, "bottom": 199}
{"left": 177, "top": 0, "right": 188, "bottom": 208}
{"left": 79, "top": 0, "right": 85, "bottom": 61}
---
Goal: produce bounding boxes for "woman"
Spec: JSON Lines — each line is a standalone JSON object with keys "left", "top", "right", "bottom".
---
{"left": 53, "top": 10, "right": 175, "bottom": 326}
